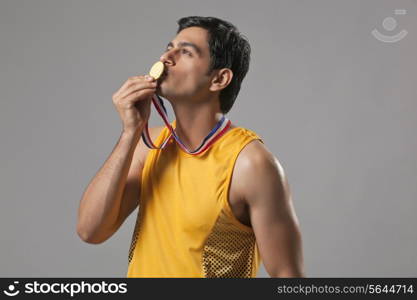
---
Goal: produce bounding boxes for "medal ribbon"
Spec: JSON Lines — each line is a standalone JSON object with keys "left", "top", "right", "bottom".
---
{"left": 141, "top": 94, "right": 231, "bottom": 155}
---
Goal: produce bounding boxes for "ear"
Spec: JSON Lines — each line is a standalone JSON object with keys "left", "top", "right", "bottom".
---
{"left": 209, "top": 68, "right": 233, "bottom": 92}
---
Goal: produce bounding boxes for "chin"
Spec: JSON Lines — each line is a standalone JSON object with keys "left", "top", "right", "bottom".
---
{"left": 156, "top": 85, "right": 168, "bottom": 99}
{"left": 157, "top": 83, "right": 176, "bottom": 100}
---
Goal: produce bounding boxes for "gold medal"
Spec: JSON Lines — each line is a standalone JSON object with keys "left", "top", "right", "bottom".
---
{"left": 149, "top": 61, "right": 164, "bottom": 79}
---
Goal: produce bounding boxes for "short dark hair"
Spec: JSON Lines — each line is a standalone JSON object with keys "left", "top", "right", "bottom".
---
{"left": 177, "top": 16, "right": 251, "bottom": 114}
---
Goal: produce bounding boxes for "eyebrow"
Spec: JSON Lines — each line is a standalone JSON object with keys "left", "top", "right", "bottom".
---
{"left": 166, "top": 41, "right": 202, "bottom": 56}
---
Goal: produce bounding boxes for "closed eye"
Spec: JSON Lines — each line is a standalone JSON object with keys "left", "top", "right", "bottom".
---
{"left": 181, "top": 48, "right": 192, "bottom": 56}
{"left": 164, "top": 46, "right": 192, "bottom": 56}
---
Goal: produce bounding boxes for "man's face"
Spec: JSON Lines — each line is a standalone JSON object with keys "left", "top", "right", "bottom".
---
{"left": 156, "top": 26, "right": 214, "bottom": 102}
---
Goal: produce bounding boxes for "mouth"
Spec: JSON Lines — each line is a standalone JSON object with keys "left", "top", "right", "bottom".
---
{"left": 158, "top": 69, "right": 168, "bottom": 82}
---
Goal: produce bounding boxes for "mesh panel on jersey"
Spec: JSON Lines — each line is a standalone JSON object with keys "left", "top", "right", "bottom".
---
{"left": 128, "top": 205, "right": 144, "bottom": 264}
{"left": 202, "top": 208, "right": 257, "bottom": 278}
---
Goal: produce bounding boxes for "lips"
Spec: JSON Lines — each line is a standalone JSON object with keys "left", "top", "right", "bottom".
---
{"left": 158, "top": 69, "right": 168, "bottom": 82}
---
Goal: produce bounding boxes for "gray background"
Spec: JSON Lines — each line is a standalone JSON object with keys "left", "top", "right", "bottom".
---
{"left": 1, "top": 0, "right": 416, "bottom": 277}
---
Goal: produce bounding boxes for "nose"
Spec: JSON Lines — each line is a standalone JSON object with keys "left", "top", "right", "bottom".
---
{"left": 159, "top": 48, "right": 176, "bottom": 67}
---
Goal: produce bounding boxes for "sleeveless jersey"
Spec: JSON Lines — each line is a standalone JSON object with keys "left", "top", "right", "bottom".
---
{"left": 126, "top": 120, "right": 264, "bottom": 277}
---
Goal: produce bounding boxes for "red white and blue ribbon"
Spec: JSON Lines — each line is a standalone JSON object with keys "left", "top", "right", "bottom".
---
{"left": 141, "top": 94, "right": 231, "bottom": 155}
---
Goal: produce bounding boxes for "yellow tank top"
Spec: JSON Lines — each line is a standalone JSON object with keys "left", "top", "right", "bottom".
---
{"left": 126, "top": 120, "right": 264, "bottom": 278}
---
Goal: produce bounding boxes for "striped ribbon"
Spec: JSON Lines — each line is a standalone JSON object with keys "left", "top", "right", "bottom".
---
{"left": 141, "top": 94, "right": 231, "bottom": 155}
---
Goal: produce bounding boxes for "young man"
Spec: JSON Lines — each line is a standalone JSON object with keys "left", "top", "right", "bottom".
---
{"left": 77, "top": 16, "right": 304, "bottom": 278}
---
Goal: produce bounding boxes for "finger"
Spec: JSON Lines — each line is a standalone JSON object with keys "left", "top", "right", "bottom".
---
{"left": 123, "top": 87, "right": 156, "bottom": 104}
{"left": 114, "top": 75, "right": 145, "bottom": 97}
{"left": 119, "top": 80, "right": 157, "bottom": 99}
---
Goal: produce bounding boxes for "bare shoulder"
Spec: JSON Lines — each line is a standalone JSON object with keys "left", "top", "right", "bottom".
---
{"left": 232, "top": 139, "right": 288, "bottom": 203}
{"left": 235, "top": 139, "right": 278, "bottom": 171}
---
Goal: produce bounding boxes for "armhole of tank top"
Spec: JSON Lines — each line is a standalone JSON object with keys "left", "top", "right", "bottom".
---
{"left": 138, "top": 126, "right": 167, "bottom": 206}
{"left": 252, "top": 242, "right": 262, "bottom": 277}
{"left": 222, "top": 136, "right": 263, "bottom": 233}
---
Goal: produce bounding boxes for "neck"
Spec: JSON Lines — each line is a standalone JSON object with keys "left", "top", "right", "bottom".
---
{"left": 171, "top": 97, "right": 224, "bottom": 150}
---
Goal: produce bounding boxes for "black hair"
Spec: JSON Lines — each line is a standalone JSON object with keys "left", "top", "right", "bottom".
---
{"left": 177, "top": 16, "right": 251, "bottom": 114}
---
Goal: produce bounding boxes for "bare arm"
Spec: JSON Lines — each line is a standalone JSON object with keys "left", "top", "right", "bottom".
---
{"left": 76, "top": 129, "right": 143, "bottom": 244}
{"left": 77, "top": 74, "right": 160, "bottom": 244}
{"left": 235, "top": 140, "right": 305, "bottom": 277}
